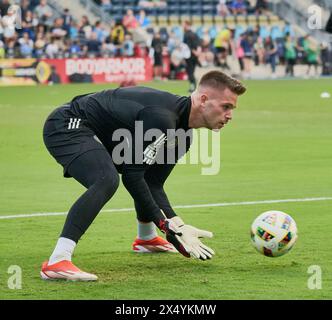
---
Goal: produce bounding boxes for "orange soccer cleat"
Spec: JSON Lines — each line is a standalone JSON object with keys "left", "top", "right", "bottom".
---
{"left": 132, "top": 236, "right": 178, "bottom": 253}
{"left": 40, "top": 260, "right": 98, "bottom": 282}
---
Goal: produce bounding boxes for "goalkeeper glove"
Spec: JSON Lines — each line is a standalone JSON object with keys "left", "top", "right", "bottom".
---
{"left": 158, "top": 216, "right": 215, "bottom": 260}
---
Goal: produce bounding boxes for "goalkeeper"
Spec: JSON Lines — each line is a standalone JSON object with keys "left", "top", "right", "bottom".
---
{"left": 41, "top": 70, "right": 246, "bottom": 281}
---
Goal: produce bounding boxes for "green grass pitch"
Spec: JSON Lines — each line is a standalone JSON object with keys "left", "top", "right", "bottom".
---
{"left": 0, "top": 79, "right": 331, "bottom": 299}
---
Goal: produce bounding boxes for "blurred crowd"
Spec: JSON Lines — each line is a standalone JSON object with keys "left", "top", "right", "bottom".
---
{"left": 0, "top": 0, "right": 329, "bottom": 79}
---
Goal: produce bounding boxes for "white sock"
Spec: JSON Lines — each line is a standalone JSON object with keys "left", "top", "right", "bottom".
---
{"left": 48, "top": 237, "right": 77, "bottom": 265}
{"left": 137, "top": 221, "right": 157, "bottom": 240}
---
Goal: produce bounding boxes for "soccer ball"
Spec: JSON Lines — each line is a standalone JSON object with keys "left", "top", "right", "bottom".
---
{"left": 250, "top": 210, "right": 298, "bottom": 257}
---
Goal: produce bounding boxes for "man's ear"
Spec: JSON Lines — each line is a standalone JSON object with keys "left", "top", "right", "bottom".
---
{"left": 200, "top": 94, "right": 208, "bottom": 105}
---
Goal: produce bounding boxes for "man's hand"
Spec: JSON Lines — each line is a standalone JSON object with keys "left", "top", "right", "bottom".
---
{"left": 158, "top": 217, "right": 215, "bottom": 260}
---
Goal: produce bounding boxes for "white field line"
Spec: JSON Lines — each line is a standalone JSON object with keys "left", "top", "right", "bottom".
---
{"left": 0, "top": 197, "right": 332, "bottom": 220}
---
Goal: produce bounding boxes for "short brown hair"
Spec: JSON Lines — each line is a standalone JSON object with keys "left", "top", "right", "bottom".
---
{"left": 198, "top": 70, "right": 246, "bottom": 96}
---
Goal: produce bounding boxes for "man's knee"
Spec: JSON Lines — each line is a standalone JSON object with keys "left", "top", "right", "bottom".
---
{"left": 97, "top": 170, "right": 120, "bottom": 200}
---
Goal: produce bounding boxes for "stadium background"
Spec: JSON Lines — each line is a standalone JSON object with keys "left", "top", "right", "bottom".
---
{"left": 0, "top": 0, "right": 332, "bottom": 300}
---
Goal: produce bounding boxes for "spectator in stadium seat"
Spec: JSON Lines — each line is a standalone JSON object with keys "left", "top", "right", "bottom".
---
{"left": 51, "top": 18, "right": 67, "bottom": 39}
{"left": 86, "top": 32, "right": 101, "bottom": 57}
{"left": 0, "top": 40, "right": 5, "bottom": 58}
{"left": 34, "top": 32, "right": 47, "bottom": 58}
{"left": 0, "top": 18, "right": 3, "bottom": 40}
{"left": 169, "top": 41, "right": 190, "bottom": 80}
{"left": 35, "top": 23, "right": 47, "bottom": 37}
{"left": 69, "top": 39, "right": 81, "bottom": 58}
{"left": 62, "top": 9, "right": 73, "bottom": 35}
{"left": 94, "top": 20, "right": 109, "bottom": 43}
{"left": 2, "top": 5, "right": 17, "bottom": 45}
{"left": 151, "top": 31, "right": 164, "bottom": 80}
{"left": 69, "top": 20, "right": 79, "bottom": 40}
{"left": 167, "top": 31, "right": 180, "bottom": 53}
{"left": 297, "top": 35, "right": 308, "bottom": 64}
{"left": 183, "top": 20, "right": 202, "bottom": 92}
{"left": 213, "top": 29, "right": 231, "bottom": 70}
{"left": 111, "top": 19, "right": 125, "bottom": 56}
{"left": 229, "top": 0, "right": 247, "bottom": 15}
{"left": 18, "top": 31, "right": 34, "bottom": 58}
{"left": 284, "top": 35, "right": 296, "bottom": 77}
{"left": 305, "top": 40, "right": 320, "bottom": 77}
{"left": 34, "top": 0, "right": 53, "bottom": 30}
{"left": 253, "top": 36, "right": 265, "bottom": 65}
{"left": 0, "top": 0, "right": 11, "bottom": 18}
{"left": 138, "top": 0, "right": 167, "bottom": 8}
{"left": 79, "top": 15, "right": 93, "bottom": 40}
{"left": 136, "top": 9, "right": 151, "bottom": 28}
{"left": 21, "top": 0, "right": 32, "bottom": 17}
{"left": 100, "top": 0, "right": 112, "bottom": 12}
{"left": 235, "top": 33, "right": 245, "bottom": 73}
{"left": 122, "top": 33, "right": 135, "bottom": 57}
{"left": 23, "top": 10, "right": 39, "bottom": 33}
{"left": 217, "top": 0, "right": 230, "bottom": 17}
{"left": 122, "top": 9, "right": 139, "bottom": 32}
{"left": 100, "top": 39, "right": 116, "bottom": 57}
{"left": 45, "top": 38, "right": 59, "bottom": 58}
{"left": 240, "top": 32, "right": 253, "bottom": 78}
{"left": 198, "top": 29, "right": 214, "bottom": 68}
{"left": 4, "top": 39, "right": 16, "bottom": 58}
{"left": 255, "top": 0, "right": 269, "bottom": 15}
{"left": 320, "top": 42, "right": 331, "bottom": 76}
{"left": 264, "top": 36, "right": 278, "bottom": 78}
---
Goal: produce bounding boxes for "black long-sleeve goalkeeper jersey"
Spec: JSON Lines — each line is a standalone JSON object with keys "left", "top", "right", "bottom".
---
{"left": 68, "top": 86, "right": 193, "bottom": 224}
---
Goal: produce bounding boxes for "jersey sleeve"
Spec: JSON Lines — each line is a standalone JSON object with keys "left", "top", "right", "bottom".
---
{"left": 136, "top": 128, "right": 193, "bottom": 220}
{"left": 135, "top": 163, "right": 177, "bottom": 221}
{"left": 120, "top": 107, "right": 177, "bottom": 225}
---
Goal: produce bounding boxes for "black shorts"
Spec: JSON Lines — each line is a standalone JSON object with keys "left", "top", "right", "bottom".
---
{"left": 43, "top": 104, "right": 106, "bottom": 177}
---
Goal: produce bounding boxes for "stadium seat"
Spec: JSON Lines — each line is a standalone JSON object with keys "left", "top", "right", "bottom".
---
{"left": 171, "top": 25, "right": 184, "bottom": 41}
{"left": 208, "top": 25, "right": 218, "bottom": 40}
{"left": 247, "top": 14, "right": 258, "bottom": 26}
{"left": 167, "top": 5, "right": 181, "bottom": 16}
{"left": 195, "top": 26, "right": 204, "bottom": 39}
{"left": 234, "top": 25, "right": 245, "bottom": 39}
{"left": 283, "top": 24, "right": 295, "bottom": 37}
{"left": 224, "top": 15, "right": 236, "bottom": 28}
{"left": 192, "top": 15, "right": 203, "bottom": 26}
{"left": 268, "top": 14, "right": 281, "bottom": 25}
{"left": 146, "top": 27, "right": 155, "bottom": 35}
{"left": 259, "top": 26, "right": 270, "bottom": 39}
{"left": 202, "top": 5, "right": 215, "bottom": 15}
{"left": 156, "top": 6, "right": 168, "bottom": 16}
{"left": 150, "top": 15, "right": 158, "bottom": 26}
{"left": 180, "top": 15, "right": 192, "bottom": 24}
{"left": 159, "top": 27, "right": 169, "bottom": 42}
{"left": 214, "top": 15, "right": 224, "bottom": 25}
{"left": 190, "top": 5, "right": 203, "bottom": 16}
{"left": 258, "top": 15, "right": 269, "bottom": 26}
{"left": 234, "top": 15, "right": 246, "bottom": 26}
{"left": 270, "top": 26, "right": 282, "bottom": 40}
{"left": 123, "top": 0, "right": 136, "bottom": 6}
{"left": 167, "top": 0, "right": 179, "bottom": 6}
{"left": 203, "top": 15, "right": 214, "bottom": 27}
{"left": 157, "top": 15, "right": 168, "bottom": 27}
{"left": 169, "top": 15, "right": 181, "bottom": 26}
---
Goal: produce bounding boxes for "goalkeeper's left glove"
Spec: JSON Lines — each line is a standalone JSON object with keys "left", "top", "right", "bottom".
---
{"left": 158, "top": 216, "right": 215, "bottom": 260}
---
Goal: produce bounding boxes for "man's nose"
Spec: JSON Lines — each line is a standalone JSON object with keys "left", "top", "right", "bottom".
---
{"left": 226, "top": 110, "right": 233, "bottom": 120}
